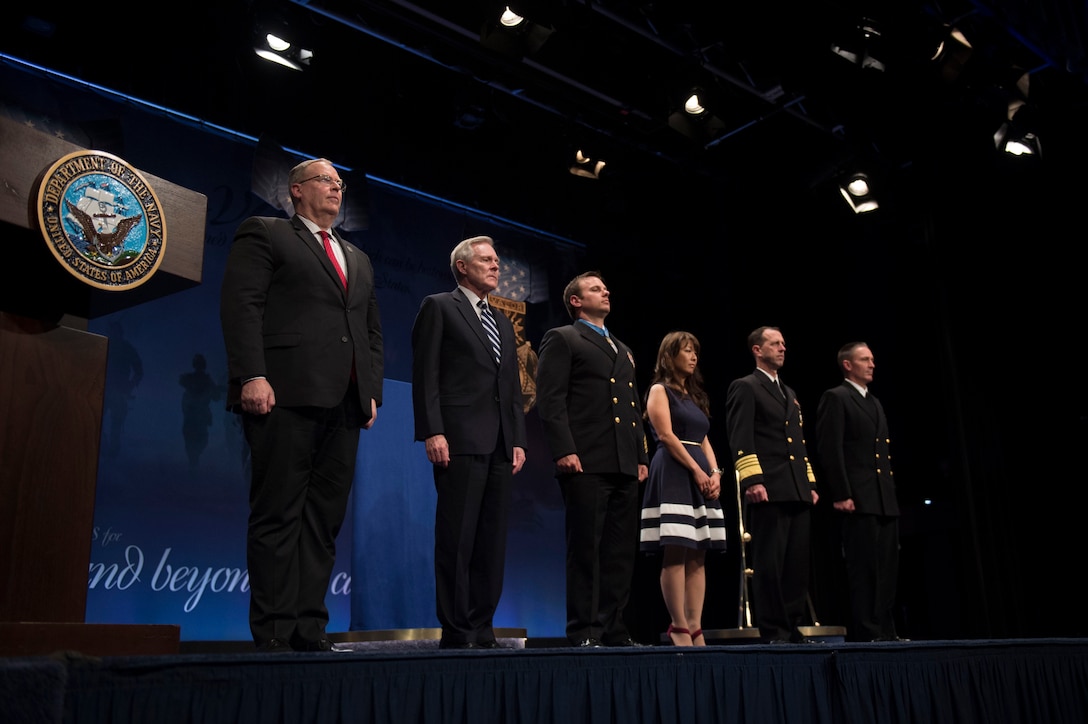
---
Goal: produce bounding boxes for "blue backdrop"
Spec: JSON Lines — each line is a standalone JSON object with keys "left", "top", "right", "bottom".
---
{"left": 2, "top": 56, "right": 583, "bottom": 641}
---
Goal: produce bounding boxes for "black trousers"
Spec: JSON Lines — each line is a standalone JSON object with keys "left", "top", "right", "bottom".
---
{"left": 433, "top": 443, "right": 512, "bottom": 646}
{"left": 242, "top": 392, "right": 361, "bottom": 647}
{"left": 746, "top": 500, "right": 812, "bottom": 643}
{"left": 842, "top": 512, "right": 899, "bottom": 641}
{"left": 558, "top": 472, "right": 639, "bottom": 644}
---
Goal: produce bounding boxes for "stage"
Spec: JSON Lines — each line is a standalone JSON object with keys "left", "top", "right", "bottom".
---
{"left": 3, "top": 636, "right": 1086, "bottom": 724}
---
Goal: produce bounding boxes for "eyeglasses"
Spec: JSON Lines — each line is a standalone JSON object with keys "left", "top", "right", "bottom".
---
{"left": 298, "top": 174, "right": 347, "bottom": 192}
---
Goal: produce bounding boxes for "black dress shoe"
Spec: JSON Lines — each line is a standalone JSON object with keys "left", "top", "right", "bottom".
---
{"left": 476, "top": 640, "right": 511, "bottom": 649}
{"left": 256, "top": 638, "right": 293, "bottom": 652}
{"left": 439, "top": 640, "right": 481, "bottom": 649}
{"left": 294, "top": 638, "right": 350, "bottom": 652}
{"left": 574, "top": 638, "right": 602, "bottom": 648}
{"left": 605, "top": 637, "right": 643, "bottom": 647}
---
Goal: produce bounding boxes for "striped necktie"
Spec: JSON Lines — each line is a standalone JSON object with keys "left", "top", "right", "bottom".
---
{"left": 478, "top": 300, "right": 501, "bottom": 364}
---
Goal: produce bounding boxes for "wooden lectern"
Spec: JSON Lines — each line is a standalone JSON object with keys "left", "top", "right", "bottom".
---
{"left": 0, "top": 114, "right": 206, "bottom": 656}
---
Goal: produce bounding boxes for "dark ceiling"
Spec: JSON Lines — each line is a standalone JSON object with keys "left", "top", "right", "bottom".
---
{"left": 4, "top": 1, "right": 1088, "bottom": 240}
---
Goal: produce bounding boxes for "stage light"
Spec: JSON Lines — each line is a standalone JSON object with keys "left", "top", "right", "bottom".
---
{"left": 480, "top": 6, "right": 554, "bottom": 60}
{"left": 500, "top": 7, "right": 526, "bottom": 28}
{"left": 683, "top": 93, "right": 707, "bottom": 115}
{"left": 993, "top": 70, "right": 1041, "bottom": 158}
{"left": 994, "top": 110, "right": 1042, "bottom": 156}
{"left": 254, "top": 28, "right": 313, "bottom": 71}
{"left": 838, "top": 171, "right": 879, "bottom": 214}
{"left": 928, "top": 24, "right": 973, "bottom": 84}
{"left": 667, "top": 88, "right": 727, "bottom": 144}
{"left": 568, "top": 149, "right": 607, "bottom": 179}
{"left": 830, "top": 17, "right": 886, "bottom": 72}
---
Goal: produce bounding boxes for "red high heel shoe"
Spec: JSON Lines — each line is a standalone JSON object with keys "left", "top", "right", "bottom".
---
{"left": 691, "top": 629, "right": 705, "bottom": 645}
{"left": 666, "top": 624, "right": 691, "bottom": 645}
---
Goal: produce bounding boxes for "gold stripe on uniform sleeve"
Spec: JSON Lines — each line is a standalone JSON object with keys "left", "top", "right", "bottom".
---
{"left": 735, "top": 453, "right": 763, "bottom": 482}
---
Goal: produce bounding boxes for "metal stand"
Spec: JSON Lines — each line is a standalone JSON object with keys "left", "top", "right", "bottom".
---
{"left": 736, "top": 471, "right": 754, "bottom": 630}
{"left": 716, "top": 472, "right": 844, "bottom": 643}
{"left": 703, "top": 472, "right": 761, "bottom": 644}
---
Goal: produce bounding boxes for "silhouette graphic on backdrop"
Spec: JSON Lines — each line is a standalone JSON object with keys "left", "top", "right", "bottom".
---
{"left": 102, "top": 320, "right": 143, "bottom": 459}
{"left": 179, "top": 353, "right": 223, "bottom": 474}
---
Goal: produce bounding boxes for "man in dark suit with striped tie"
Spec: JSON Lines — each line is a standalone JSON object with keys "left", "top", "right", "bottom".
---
{"left": 411, "top": 235, "right": 527, "bottom": 649}
{"left": 815, "top": 342, "right": 902, "bottom": 642}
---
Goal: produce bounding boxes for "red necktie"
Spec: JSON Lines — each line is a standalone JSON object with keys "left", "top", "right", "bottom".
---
{"left": 320, "top": 230, "right": 347, "bottom": 288}
{"left": 320, "top": 230, "right": 355, "bottom": 381}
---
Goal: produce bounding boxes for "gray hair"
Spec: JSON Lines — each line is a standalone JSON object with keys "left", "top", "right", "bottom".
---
{"left": 449, "top": 235, "right": 494, "bottom": 282}
{"left": 288, "top": 158, "right": 334, "bottom": 185}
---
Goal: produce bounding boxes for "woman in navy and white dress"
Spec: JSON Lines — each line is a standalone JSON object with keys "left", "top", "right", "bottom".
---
{"left": 640, "top": 331, "right": 727, "bottom": 646}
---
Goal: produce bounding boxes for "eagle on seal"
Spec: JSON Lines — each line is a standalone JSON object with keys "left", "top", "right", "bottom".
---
{"left": 65, "top": 198, "right": 142, "bottom": 260}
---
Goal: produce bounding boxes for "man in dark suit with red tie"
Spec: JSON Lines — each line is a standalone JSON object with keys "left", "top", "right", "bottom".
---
{"left": 815, "top": 342, "right": 902, "bottom": 642}
{"left": 725, "top": 326, "right": 819, "bottom": 644}
{"left": 411, "top": 235, "right": 527, "bottom": 649}
{"left": 535, "top": 272, "right": 648, "bottom": 648}
{"left": 221, "top": 157, "right": 384, "bottom": 653}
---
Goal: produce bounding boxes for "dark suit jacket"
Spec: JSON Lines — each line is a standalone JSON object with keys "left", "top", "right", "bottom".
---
{"left": 815, "top": 382, "right": 898, "bottom": 517}
{"left": 411, "top": 289, "right": 526, "bottom": 455}
{"left": 535, "top": 322, "right": 648, "bottom": 475}
{"left": 724, "top": 371, "right": 816, "bottom": 502}
{"left": 220, "top": 214, "right": 383, "bottom": 417}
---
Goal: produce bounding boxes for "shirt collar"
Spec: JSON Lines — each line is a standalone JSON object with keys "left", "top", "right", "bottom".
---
{"left": 756, "top": 368, "right": 779, "bottom": 383}
{"left": 577, "top": 319, "right": 609, "bottom": 337}
{"left": 457, "top": 285, "right": 486, "bottom": 307}
{"left": 845, "top": 379, "right": 867, "bottom": 396}
{"left": 297, "top": 216, "right": 327, "bottom": 238}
